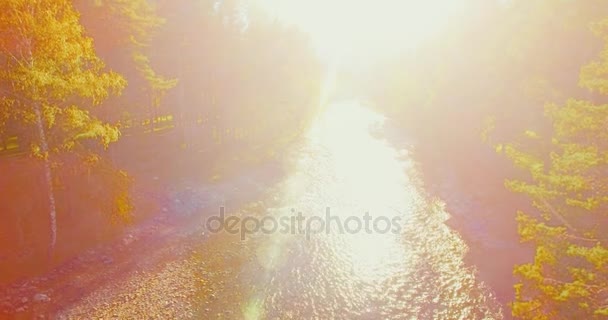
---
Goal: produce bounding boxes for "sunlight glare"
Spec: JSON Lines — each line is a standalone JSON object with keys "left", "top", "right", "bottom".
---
{"left": 254, "top": 0, "right": 465, "bottom": 63}
{"left": 312, "top": 102, "right": 414, "bottom": 281}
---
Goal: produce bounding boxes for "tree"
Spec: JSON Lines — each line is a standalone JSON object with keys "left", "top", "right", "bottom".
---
{"left": 75, "top": 0, "right": 177, "bottom": 129}
{"left": 153, "top": 0, "right": 321, "bottom": 153}
{"left": 500, "top": 17, "right": 608, "bottom": 319}
{"left": 0, "top": 0, "right": 126, "bottom": 255}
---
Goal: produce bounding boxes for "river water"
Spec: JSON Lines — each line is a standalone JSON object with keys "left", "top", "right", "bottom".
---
{"left": 198, "top": 101, "right": 503, "bottom": 319}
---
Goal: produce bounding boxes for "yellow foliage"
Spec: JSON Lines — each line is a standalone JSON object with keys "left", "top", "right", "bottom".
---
{"left": 0, "top": 0, "right": 126, "bottom": 151}
{"left": 504, "top": 18, "right": 608, "bottom": 318}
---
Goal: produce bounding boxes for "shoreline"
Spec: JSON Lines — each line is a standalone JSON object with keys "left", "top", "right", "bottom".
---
{"left": 380, "top": 119, "right": 533, "bottom": 316}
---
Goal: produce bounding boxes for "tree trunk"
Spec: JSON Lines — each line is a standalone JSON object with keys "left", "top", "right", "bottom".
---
{"left": 23, "top": 14, "right": 58, "bottom": 258}
{"left": 178, "top": 46, "right": 189, "bottom": 148}
{"left": 34, "top": 105, "right": 58, "bottom": 257}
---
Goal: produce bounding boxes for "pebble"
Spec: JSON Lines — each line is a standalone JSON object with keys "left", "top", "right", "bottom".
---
{"left": 33, "top": 293, "right": 51, "bottom": 303}
{"left": 123, "top": 235, "right": 135, "bottom": 246}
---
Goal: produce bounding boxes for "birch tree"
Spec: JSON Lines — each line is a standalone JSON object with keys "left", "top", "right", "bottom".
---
{"left": 0, "top": 0, "right": 126, "bottom": 255}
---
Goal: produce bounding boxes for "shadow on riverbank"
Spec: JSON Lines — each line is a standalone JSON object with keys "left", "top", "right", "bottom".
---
{"left": 380, "top": 119, "right": 534, "bottom": 316}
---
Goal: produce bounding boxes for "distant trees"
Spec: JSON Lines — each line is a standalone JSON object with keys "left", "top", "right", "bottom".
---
{"left": 370, "top": 0, "right": 608, "bottom": 151}
{"left": 0, "top": 0, "right": 321, "bottom": 263}
{"left": 75, "top": 0, "right": 177, "bottom": 129}
{"left": 0, "top": 0, "right": 126, "bottom": 254}
{"left": 154, "top": 0, "right": 321, "bottom": 155}
{"left": 78, "top": 0, "right": 321, "bottom": 155}
{"left": 502, "top": 18, "right": 608, "bottom": 319}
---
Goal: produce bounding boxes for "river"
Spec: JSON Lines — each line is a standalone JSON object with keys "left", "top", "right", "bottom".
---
{"left": 196, "top": 101, "right": 503, "bottom": 319}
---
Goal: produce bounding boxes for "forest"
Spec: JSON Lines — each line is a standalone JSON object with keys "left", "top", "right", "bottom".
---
{"left": 368, "top": 1, "right": 608, "bottom": 318}
{"left": 0, "top": 0, "right": 320, "bottom": 279}
{"left": 1, "top": 0, "right": 607, "bottom": 319}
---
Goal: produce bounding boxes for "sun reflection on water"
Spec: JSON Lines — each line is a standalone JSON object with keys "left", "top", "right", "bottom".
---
{"left": 313, "top": 101, "right": 415, "bottom": 281}
{"left": 238, "top": 101, "right": 502, "bottom": 319}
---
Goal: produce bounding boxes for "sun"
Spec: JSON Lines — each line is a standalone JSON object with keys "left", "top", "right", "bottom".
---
{"left": 253, "top": 0, "right": 466, "bottom": 64}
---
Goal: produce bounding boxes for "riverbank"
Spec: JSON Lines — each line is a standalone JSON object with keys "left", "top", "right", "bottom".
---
{"left": 0, "top": 157, "right": 286, "bottom": 318}
{"left": 0, "top": 102, "right": 515, "bottom": 318}
{"left": 381, "top": 119, "right": 533, "bottom": 313}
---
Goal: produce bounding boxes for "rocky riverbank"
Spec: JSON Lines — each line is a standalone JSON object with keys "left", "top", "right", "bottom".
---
{"left": 0, "top": 158, "right": 286, "bottom": 319}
